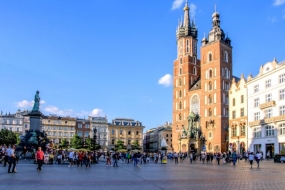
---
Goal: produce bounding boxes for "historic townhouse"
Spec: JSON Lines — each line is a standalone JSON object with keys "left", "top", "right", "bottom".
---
{"left": 108, "top": 118, "right": 144, "bottom": 150}
{"left": 229, "top": 75, "right": 248, "bottom": 153}
{"left": 247, "top": 59, "right": 285, "bottom": 158}
{"left": 41, "top": 115, "right": 76, "bottom": 145}
{"left": 89, "top": 116, "right": 108, "bottom": 151}
{"left": 0, "top": 109, "right": 29, "bottom": 134}
{"left": 172, "top": 2, "right": 232, "bottom": 153}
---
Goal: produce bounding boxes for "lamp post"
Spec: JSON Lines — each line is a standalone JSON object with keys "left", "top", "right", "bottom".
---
{"left": 93, "top": 128, "right": 98, "bottom": 164}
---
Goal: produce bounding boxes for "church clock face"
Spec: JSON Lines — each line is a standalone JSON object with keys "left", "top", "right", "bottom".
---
{"left": 190, "top": 95, "right": 199, "bottom": 114}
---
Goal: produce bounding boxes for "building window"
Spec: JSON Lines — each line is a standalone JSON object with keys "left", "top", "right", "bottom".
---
{"left": 193, "top": 67, "right": 196, "bottom": 75}
{"left": 128, "top": 139, "right": 131, "bottom": 145}
{"left": 264, "top": 108, "right": 273, "bottom": 119}
{"left": 208, "top": 95, "right": 212, "bottom": 104}
{"left": 179, "top": 68, "right": 182, "bottom": 75}
{"left": 254, "top": 112, "right": 260, "bottom": 121}
{"left": 179, "top": 113, "right": 182, "bottom": 120}
{"left": 209, "top": 69, "right": 213, "bottom": 78}
{"left": 208, "top": 143, "right": 212, "bottom": 150}
{"left": 240, "top": 108, "right": 244, "bottom": 117}
{"left": 128, "top": 130, "right": 131, "bottom": 135}
{"left": 179, "top": 78, "right": 182, "bottom": 86}
{"left": 77, "top": 131, "right": 82, "bottom": 137}
{"left": 112, "top": 129, "right": 115, "bottom": 135}
{"left": 208, "top": 53, "right": 212, "bottom": 62}
{"left": 265, "top": 79, "right": 271, "bottom": 88}
{"left": 254, "top": 127, "right": 262, "bottom": 138}
{"left": 279, "top": 123, "right": 285, "bottom": 135}
{"left": 179, "top": 90, "right": 182, "bottom": 98}
{"left": 280, "top": 105, "right": 285, "bottom": 116}
{"left": 179, "top": 101, "right": 182, "bottom": 109}
{"left": 112, "top": 139, "right": 115, "bottom": 145}
{"left": 209, "top": 109, "right": 212, "bottom": 117}
{"left": 265, "top": 94, "right": 272, "bottom": 102}
{"left": 180, "top": 57, "right": 182, "bottom": 64}
{"left": 232, "top": 111, "right": 236, "bottom": 119}
{"left": 241, "top": 126, "right": 246, "bottom": 136}
{"left": 233, "top": 98, "right": 235, "bottom": 106}
{"left": 85, "top": 124, "right": 90, "bottom": 128}
{"left": 232, "top": 127, "right": 237, "bottom": 136}
{"left": 266, "top": 125, "right": 275, "bottom": 136}
{"left": 208, "top": 82, "right": 212, "bottom": 90}
{"left": 224, "top": 51, "right": 228, "bottom": 62}
{"left": 78, "top": 123, "right": 82, "bottom": 128}
{"left": 254, "top": 98, "right": 259, "bottom": 108}
{"left": 280, "top": 89, "right": 285, "bottom": 100}
{"left": 254, "top": 85, "right": 259, "bottom": 93}
{"left": 279, "top": 73, "right": 285, "bottom": 83}
{"left": 120, "top": 130, "right": 123, "bottom": 135}
{"left": 136, "top": 131, "right": 139, "bottom": 135}
{"left": 193, "top": 56, "right": 196, "bottom": 65}
{"left": 209, "top": 132, "right": 212, "bottom": 138}
{"left": 241, "top": 95, "right": 244, "bottom": 104}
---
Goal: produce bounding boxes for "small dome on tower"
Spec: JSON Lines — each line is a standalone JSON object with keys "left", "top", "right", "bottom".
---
{"left": 212, "top": 12, "right": 220, "bottom": 18}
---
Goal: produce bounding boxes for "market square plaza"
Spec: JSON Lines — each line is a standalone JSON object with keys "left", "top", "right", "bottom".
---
{"left": 0, "top": 159, "right": 285, "bottom": 190}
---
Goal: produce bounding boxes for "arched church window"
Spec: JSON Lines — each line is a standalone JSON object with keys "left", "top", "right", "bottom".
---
{"left": 209, "top": 69, "right": 213, "bottom": 78}
{"left": 224, "top": 51, "right": 228, "bottom": 62}
{"left": 179, "top": 101, "right": 182, "bottom": 109}
{"left": 209, "top": 82, "right": 212, "bottom": 90}
{"left": 209, "top": 53, "right": 212, "bottom": 62}
{"left": 179, "top": 78, "right": 182, "bottom": 86}
{"left": 208, "top": 95, "right": 212, "bottom": 104}
{"left": 179, "top": 114, "right": 182, "bottom": 120}
{"left": 193, "top": 67, "right": 196, "bottom": 75}
{"left": 209, "top": 108, "right": 212, "bottom": 117}
{"left": 180, "top": 57, "right": 182, "bottom": 64}
{"left": 179, "top": 68, "right": 182, "bottom": 75}
{"left": 179, "top": 90, "right": 182, "bottom": 98}
{"left": 193, "top": 56, "right": 196, "bottom": 65}
{"left": 186, "top": 40, "right": 189, "bottom": 53}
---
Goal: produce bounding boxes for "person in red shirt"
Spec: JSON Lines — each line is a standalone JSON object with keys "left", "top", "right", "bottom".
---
{"left": 35, "top": 147, "right": 44, "bottom": 172}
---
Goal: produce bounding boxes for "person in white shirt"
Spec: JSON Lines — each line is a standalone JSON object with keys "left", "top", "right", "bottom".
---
{"left": 68, "top": 151, "right": 74, "bottom": 167}
{"left": 248, "top": 152, "right": 255, "bottom": 168}
{"left": 255, "top": 151, "right": 262, "bottom": 168}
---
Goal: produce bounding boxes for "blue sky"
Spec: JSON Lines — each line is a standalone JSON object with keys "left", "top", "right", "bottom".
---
{"left": 0, "top": 0, "right": 285, "bottom": 131}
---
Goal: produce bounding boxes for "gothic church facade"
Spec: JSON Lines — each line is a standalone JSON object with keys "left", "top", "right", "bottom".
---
{"left": 172, "top": 2, "right": 233, "bottom": 153}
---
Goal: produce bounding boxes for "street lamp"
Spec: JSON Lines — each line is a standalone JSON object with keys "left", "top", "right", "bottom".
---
{"left": 93, "top": 128, "right": 98, "bottom": 164}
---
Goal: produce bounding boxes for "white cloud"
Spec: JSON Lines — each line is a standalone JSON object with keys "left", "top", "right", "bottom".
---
{"left": 90, "top": 109, "right": 104, "bottom": 117}
{"left": 273, "top": 0, "right": 285, "bottom": 6}
{"left": 44, "top": 105, "right": 73, "bottom": 116}
{"left": 16, "top": 100, "right": 45, "bottom": 108}
{"left": 158, "top": 74, "right": 172, "bottom": 87}
{"left": 190, "top": 3, "right": 197, "bottom": 18}
{"left": 171, "top": 0, "right": 185, "bottom": 10}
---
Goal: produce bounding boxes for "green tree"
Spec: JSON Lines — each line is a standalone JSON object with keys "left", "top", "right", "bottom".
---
{"left": 60, "top": 139, "right": 69, "bottom": 149}
{"left": 131, "top": 140, "right": 141, "bottom": 150}
{"left": 70, "top": 135, "right": 82, "bottom": 149}
{"left": 0, "top": 129, "right": 18, "bottom": 145}
{"left": 115, "top": 140, "right": 126, "bottom": 150}
{"left": 85, "top": 137, "right": 92, "bottom": 150}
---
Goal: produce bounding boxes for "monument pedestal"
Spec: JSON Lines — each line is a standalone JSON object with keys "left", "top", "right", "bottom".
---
{"left": 28, "top": 111, "right": 43, "bottom": 131}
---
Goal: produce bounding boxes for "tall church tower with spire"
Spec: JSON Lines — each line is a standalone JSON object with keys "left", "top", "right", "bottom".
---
{"left": 172, "top": 4, "right": 232, "bottom": 153}
{"left": 172, "top": 1, "right": 200, "bottom": 153}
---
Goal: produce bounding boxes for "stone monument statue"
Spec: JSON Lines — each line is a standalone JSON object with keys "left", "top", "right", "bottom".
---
{"left": 32, "top": 91, "right": 40, "bottom": 112}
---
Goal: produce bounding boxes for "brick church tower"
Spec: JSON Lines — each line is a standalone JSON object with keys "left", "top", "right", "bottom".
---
{"left": 172, "top": 4, "right": 232, "bottom": 153}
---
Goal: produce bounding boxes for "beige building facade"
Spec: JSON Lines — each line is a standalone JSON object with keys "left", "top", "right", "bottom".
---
{"left": 229, "top": 75, "right": 248, "bottom": 153}
{"left": 108, "top": 118, "right": 144, "bottom": 150}
{"left": 42, "top": 115, "right": 76, "bottom": 145}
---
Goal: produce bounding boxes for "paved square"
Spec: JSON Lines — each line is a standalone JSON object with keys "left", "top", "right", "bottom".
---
{"left": 0, "top": 159, "right": 285, "bottom": 190}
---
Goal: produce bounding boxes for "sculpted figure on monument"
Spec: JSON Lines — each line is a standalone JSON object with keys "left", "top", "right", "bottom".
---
{"left": 32, "top": 91, "right": 40, "bottom": 112}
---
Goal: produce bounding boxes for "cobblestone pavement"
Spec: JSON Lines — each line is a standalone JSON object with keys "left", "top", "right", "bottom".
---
{"left": 0, "top": 159, "right": 285, "bottom": 190}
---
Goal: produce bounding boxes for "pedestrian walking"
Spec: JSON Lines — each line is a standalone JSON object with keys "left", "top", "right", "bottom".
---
{"left": 8, "top": 145, "right": 17, "bottom": 173}
{"left": 113, "top": 152, "right": 119, "bottom": 167}
{"left": 248, "top": 152, "right": 254, "bottom": 168}
{"left": 35, "top": 147, "right": 44, "bottom": 172}
{"left": 256, "top": 151, "right": 262, "bottom": 168}
{"left": 231, "top": 151, "right": 237, "bottom": 166}
{"left": 174, "top": 152, "right": 178, "bottom": 163}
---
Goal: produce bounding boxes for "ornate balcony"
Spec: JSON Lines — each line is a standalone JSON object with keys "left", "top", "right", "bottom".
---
{"left": 259, "top": 100, "right": 275, "bottom": 109}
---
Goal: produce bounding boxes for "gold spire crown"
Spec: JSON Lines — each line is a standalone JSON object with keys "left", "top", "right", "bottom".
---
{"left": 184, "top": 0, "right": 189, "bottom": 10}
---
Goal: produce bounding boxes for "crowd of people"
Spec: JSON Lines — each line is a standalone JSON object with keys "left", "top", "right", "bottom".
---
{"left": 0, "top": 143, "right": 268, "bottom": 174}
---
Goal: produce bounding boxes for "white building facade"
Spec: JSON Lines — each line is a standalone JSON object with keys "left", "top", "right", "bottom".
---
{"left": 247, "top": 59, "right": 285, "bottom": 158}
{"left": 0, "top": 109, "right": 29, "bottom": 134}
{"left": 89, "top": 116, "right": 109, "bottom": 151}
